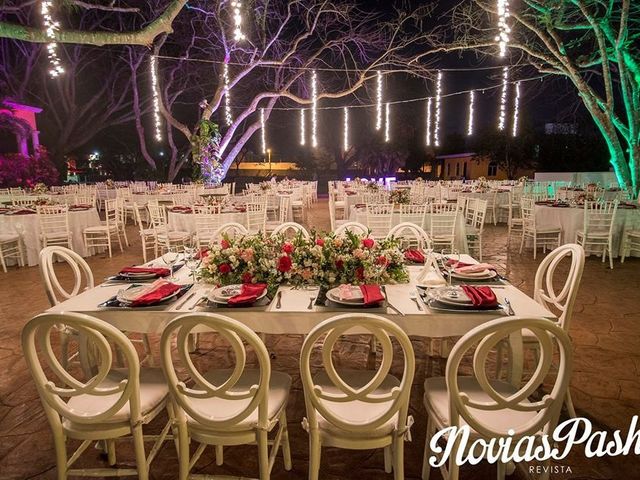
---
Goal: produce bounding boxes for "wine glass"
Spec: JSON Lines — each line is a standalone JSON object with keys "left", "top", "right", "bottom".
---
{"left": 442, "top": 248, "right": 459, "bottom": 290}
{"left": 162, "top": 246, "right": 180, "bottom": 281}
{"left": 184, "top": 246, "right": 200, "bottom": 284}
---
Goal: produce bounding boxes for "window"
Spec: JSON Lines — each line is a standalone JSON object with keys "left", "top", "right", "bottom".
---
{"left": 488, "top": 162, "right": 498, "bottom": 176}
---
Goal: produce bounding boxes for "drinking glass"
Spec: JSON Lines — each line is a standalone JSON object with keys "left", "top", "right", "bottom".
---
{"left": 162, "top": 246, "right": 180, "bottom": 281}
{"left": 184, "top": 246, "right": 200, "bottom": 284}
{"left": 442, "top": 248, "right": 459, "bottom": 289}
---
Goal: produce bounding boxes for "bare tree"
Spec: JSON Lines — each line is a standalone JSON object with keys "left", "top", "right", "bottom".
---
{"left": 430, "top": 0, "right": 640, "bottom": 195}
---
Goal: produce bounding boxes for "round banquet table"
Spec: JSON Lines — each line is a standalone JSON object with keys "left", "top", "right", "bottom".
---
{"left": 534, "top": 204, "right": 640, "bottom": 257}
{"left": 131, "top": 192, "right": 178, "bottom": 205}
{"left": 0, "top": 207, "right": 102, "bottom": 266}
{"left": 168, "top": 210, "right": 248, "bottom": 233}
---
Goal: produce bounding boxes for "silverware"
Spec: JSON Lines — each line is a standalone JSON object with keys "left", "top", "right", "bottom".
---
{"left": 307, "top": 295, "right": 316, "bottom": 310}
{"left": 174, "top": 289, "right": 197, "bottom": 310}
{"left": 275, "top": 291, "right": 282, "bottom": 309}
{"left": 189, "top": 296, "right": 207, "bottom": 310}
{"left": 409, "top": 291, "right": 423, "bottom": 311}
{"left": 381, "top": 286, "right": 405, "bottom": 316}
{"left": 504, "top": 297, "right": 515, "bottom": 315}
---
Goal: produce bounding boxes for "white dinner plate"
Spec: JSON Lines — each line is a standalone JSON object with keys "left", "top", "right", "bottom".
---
{"left": 116, "top": 285, "right": 179, "bottom": 305}
{"left": 208, "top": 284, "right": 268, "bottom": 304}
{"left": 428, "top": 287, "right": 473, "bottom": 306}
{"left": 450, "top": 269, "right": 497, "bottom": 280}
{"left": 120, "top": 271, "right": 159, "bottom": 280}
{"left": 326, "top": 285, "right": 372, "bottom": 306}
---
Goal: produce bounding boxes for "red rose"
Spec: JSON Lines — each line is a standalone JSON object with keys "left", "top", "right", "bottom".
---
{"left": 362, "top": 238, "right": 375, "bottom": 249}
{"left": 315, "top": 238, "right": 325, "bottom": 247}
{"left": 220, "top": 239, "right": 230, "bottom": 249}
{"left": 241, "top": 271, "right": 253, "bottom": 284}
{"left": 335, "top": 259, "right": 344, "bottom": 270}
{"left": 282, "top": 243, "right": 294, "bottom": 254}
{"left": 218, "top": 263, "right": 232, "bottom": 274}
{"left": 356, "top": 266, "right": 364, "bottom": 280}
{"left": 277, "top": 255, "right": 292, "bottom": 272}
{"left": 376, "top": 255, "right": 388, "bottom": 266}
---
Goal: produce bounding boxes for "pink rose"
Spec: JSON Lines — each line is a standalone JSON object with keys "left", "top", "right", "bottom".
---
{"left": 240, "top": 248, "right": 254, "bottom": 262}
{"left": 362, "top": 238, "right": 375, "bottom": 249}
{"left": 220, "top": 239, "right": 230, "bottom": 249}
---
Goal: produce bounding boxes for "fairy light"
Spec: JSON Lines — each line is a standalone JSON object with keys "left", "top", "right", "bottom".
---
{"left": 512, "top": 81, "right": 521, "bottom": 136}
{"left": 150, "top": 55, "right": 162, "bottom": 141}
{"left": 343, "top": 107, "right": 349, "bottom": 152}
{"left": 426, "top": 97, "right": 432, "bottom": 146}
{"left": 434, "top": 70, "right": 442, "bottom": 147}
{"left": 260, "top": 108, "right": 266, "bottom": 154}
{"left": 376, "top": 71, "right": 383, "bottom": 130}
{"left": 498, "top": 66, "right": 509, "bottom": 130}
{"left": 222, "top": 62, "right": 233, "bottom": 126}
{"left": 384, "top": 102, "right": 390, "bottom": 142}
{"left": 231, "top": 1, "right": 246, "bottom": 41}
{"left": 467, "top": 90, "right": 475, "bottom": 136}
{"left": 311, "top": 70, "right": 318, "bottom": 148}
{"left": 41, "top": 1, "right": 64, "bottom": 77}
{"left": 496, "top": 0, "right": 511, "bottom": 57}
{"left": 300, "top": 109, "right": 306, "bottom": 146}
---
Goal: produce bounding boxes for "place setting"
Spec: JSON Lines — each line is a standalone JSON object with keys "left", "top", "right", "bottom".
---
{"left": 99, "top": 279, "right": 193, "bottom": 308}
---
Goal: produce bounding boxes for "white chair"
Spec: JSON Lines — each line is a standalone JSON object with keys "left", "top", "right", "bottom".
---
{"left": 387, "top": 222, "right": 432, "bottom": 251}
{"left": 430, "top": 202, "right": 457, "bottom": 213}
{"left": 465, "top": 198, "right": 487, "bottom": 261}
{"left": 484, "top": 190, "right": 498, "bottom": 225}
{"left": 621, "top": 229, "right": 640, "bottom": 262}
{"left": 270, "top": 222, "right": 310, "bottom": 239}
{"left": 160, "top": 313, "right": 292, "bottom": 480}
{"left": 266, "top": 195, "right": 290, "bottom": 234}
{"left": 428, "top": 210, "right": 457, "bottom": 252}
{"left": 37, "top": 205, "right": 73, "bottom": 249}
{"left": 422, "top": 316, "right": 573, "bottom": 480}
{"left": 519, "top": 197, "right": 561, "bottom": 260}
{"left": 300, "top": 313, "right": 415, "bottom": 480}
{"left": 134, "top": 205, "right": 156, "bottom": 263}
{"left": 83, "top": 198, "right": 122, "bottom": 258}
{"left": 398, "top": 204, "right": 428, "bottom": 228}
{"left": 194, "top": 215, "right": 222, "bottom": 249}
{"left": 211, "top": 222, "right": 248, "bottom": 242}
{"left": 502, "top": 190, "right": 523, "bottom": 245}
{"left": 74, "top": 192, "right": 96, "bottom": 208}
{"left": 575, "top": 200, "right": 618, "bottom": 269}
{"left": 335, "top": 221, "right": 369, "bottom": 237}
{"left": 246, "top": 202, "right": 267, "bottom": 234}
{"left": 365, "top": 203, "right": 394, "bottom": 239}
{"left": 0, "top": 231, "right": 25, "bottom": 272}
{"left": 22, "top": 312, "right": 171, "bottom": 480}
{"left": 148, "top": 203, "right": 191, "bottom": 255}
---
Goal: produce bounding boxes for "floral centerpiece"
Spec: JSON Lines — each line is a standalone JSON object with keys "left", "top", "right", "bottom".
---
{"left": 389, "top": 189, "right": 410, "bottom": 205}
{"left": 105, "top": 179, "right": 115, "bottom": 189}
{"left": 32, "top": 182, "right": 48, "bottom": 195}
{"left": 260, "top": 183, "right": 272, "bottom": 192}
{"left": 366, "top": 181, "right": 380, "bottom": 192}
{"left": 33, "top": 197, "right": 54, "bottom": 206}
{"left": 517, "top": 176, "right": 528, "bottom": 186}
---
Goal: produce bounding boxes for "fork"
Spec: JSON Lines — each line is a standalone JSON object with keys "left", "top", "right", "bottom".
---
{"left": 504, "top": 297, "right": 515, "bottom": 315}
{"left": 409, "top": 291, "right": 423, "bottom": 311}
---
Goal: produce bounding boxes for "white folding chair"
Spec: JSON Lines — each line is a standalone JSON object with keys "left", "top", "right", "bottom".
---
{"left": 428, "top": 210, "right": 457, "bottom": 252}
{"left": 422, "top": 316, "right": 573, "bottom": 480}
{"left": 365, "top": 203, "right": 394, "bottom": 239}
{"left": 23, "top": 312, "right": 171, "bottom": 480}
{"left": 83, "top": 198, "right": 122, "bottom": 258}
{"left": 37, "top": 205, "right": 73, "bottom": 249}
{"left": 575, "top": 200, "right": 618, "bottom": 269}
{"left": 246, "top": 202, "right": 267, "bottom": 234}
{"left": 398, "top": 204, "right": 428, "bottom": 228}
{"left": 301, "top": 313, "right": 414, "bottom": 480}
{"left": 266, "top": 195, "right": 291, "bottom": 233}
{"left": 160, "top": 313, "right": 292, "bottom": 480}
{"left": 0, "top": 229, "right": 25, "bottom": 272}
{"left": 519, "top": 197, "right": 561, "bottom": 260}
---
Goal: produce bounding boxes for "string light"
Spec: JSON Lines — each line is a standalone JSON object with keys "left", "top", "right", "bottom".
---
{"left": 150, "top": 55, "right": 162, "bottom": 142}
{"left": 434, "top": 70, "right": 442, "bottom": 147}
{"left": 222, "top": 62, "right": 233, "bottom": 126}
{"left": 260, "top": 108, "right": 266, "bottom": 155}
{"left": 311, "top": 70, "right": 318, "bottom": 148}
{"left": 376, "top": 71, "right": 383, "bottom": 130}
{"left": 496, "top": 0, "right": 511, "bottom": 57}
{"left": 384, "top": 102, "right": 390, "bottom": 142}
{"left": 498, "top": 66, "right": 509, "bottom": 130}
{"left": 343, "top": 107, "right": 349, "bottom": 152}
{"left": 230, "top": 1, "right": 246, "bottom": 41}
{"left": 300, "top": 109, "right": 306, "bottom": 146}
{"left": 426, "top": 97, "right": 432, "bottom": 146}
{"left": 41, "top": 1, "right": 64, "bottom": 77}
{"left": 467, "top": 90, "right": 475, "bottom": 136}
{"left": 512, "top": 81, "right": 521, "bottom": 137}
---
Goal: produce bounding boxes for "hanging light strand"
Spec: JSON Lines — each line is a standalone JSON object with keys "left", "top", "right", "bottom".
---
{"left": 260, "top": 108, "right": 266, "bottom": 154}
{"left": 498, "top": 66, "right": 509, "bottom": 130}
{"left": 467, "top": 90, "right": 475, "bottom": 136}
{"left": 222, "top": 62, "right": 233, "bottom": 126}
{"left": 426, "top": 97, "right": 432, "bottom": 146}
{"left": 150, "top": 55, "right": 162, "bottom": 142}
{"left": 384, "top": 102, "right": 390, "bottom": 142}
{"left": 496, "top": 0, "right": 511, "bottom": 57}
{"left": 512, "top": 81, "right": 521, "bottom": 137}
{"left": 343, "top": 107, "right": 349, "bottom": 152}
{"left": 41, "top": 1, "right": 64, "bottom": 77}
{"left": 311, "top": 70, "right": 318, "bottom": 148}
{"left": 434, "top": 71, "right": 443, "bottom": 147}
{"left": 230, "top": 1, "right": 246, "bottom": 41}
{"left": 300, "top": 109, "right": 306, "bottom": 146}
{"left": 375, "top": 71, "right": 383, "bottom": 131}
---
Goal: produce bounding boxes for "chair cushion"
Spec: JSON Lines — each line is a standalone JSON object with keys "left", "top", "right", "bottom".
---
{"left": 308, "top": 369, "right": 401, "bottom": 439}
{"left": 63, "top": 368, "right": 168, "bottom": 427}
{"left": 184, "top": 369, "right": 291, "bottom": 430}
{"left": 424, "top": 376, "right": 538, "bottom": 437}
{"left": 576, "top": 229, "right": 610, "bottom": 238}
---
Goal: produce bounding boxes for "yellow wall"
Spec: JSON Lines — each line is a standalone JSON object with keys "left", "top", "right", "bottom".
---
{"left": 441, "top": 155, "right": 509, "bottom": 180}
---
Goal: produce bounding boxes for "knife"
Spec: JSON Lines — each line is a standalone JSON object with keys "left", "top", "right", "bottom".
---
{"left": 275, "top": 291, "right": 282, "bottom": 309}
{"left": 381, "top": 286, "right": 404, "bottom": 316}
{"left": 174, "top": 289, "right": 197, "bottom": 310}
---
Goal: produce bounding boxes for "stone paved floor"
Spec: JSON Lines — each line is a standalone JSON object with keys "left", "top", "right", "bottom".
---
{"left": 1, "top": 200, "right": 639, "bottom": 479}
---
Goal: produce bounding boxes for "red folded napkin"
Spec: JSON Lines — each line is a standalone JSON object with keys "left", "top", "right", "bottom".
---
{"left": 13, "top": 209, "right": 36, "bottom": 215}
{"left": 119, "top": 266, "right": 170, "bottom": 277}
{"left": 360, "top": 284, "right": 384, "bottom": 305}
{"left": 446, "top": 259, "right": 471, "bottom": 268}
{"left": 130, "top": 282, "right": 181, "bottom": 307}
{"left": 461, "top": 285, "right": 498, "bottom": 309}
{"left": 235, "top": 206, "right": 247, "bottom": 212}
{"left": 455, "top": 262, "right": 497, "bottom": 273}
{"left": 404, "top": 249, "right": 425, "bottom": 263}
{"left": 228, "top": 283, "right": 267, "bottom": 306}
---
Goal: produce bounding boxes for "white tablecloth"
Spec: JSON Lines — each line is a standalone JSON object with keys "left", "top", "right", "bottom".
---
{"left": 0, "top": 208, "right": 102, "bottom": 265}
{"left": 535, "top": 205, "right": 640, "bottom": 257}
{"left": 168, "top": 211, "right": 247, "bottom": 233}
{"left": 349, "top": 206, "right": 469, "bottom": 253}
